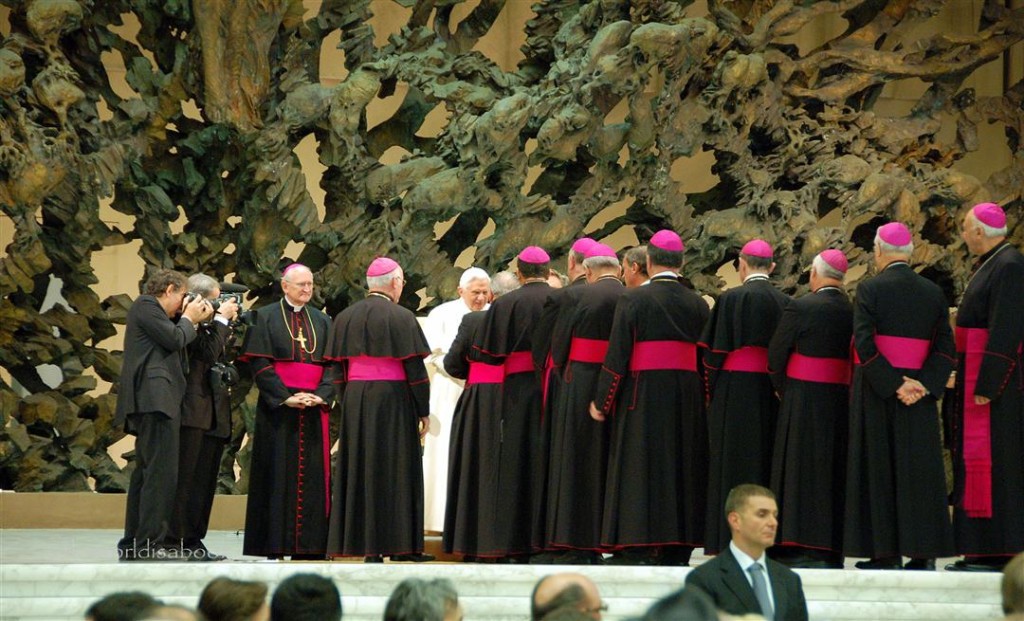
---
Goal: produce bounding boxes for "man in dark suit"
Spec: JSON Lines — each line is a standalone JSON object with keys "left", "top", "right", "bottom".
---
{"left": 116, "top": 269, "right": 213, "bottom": 561}
{"left": 169, "top": 273, "right": 239, "bottom": 562}
{"left": 685, "top": 484, "right": 809, "bottom": 621}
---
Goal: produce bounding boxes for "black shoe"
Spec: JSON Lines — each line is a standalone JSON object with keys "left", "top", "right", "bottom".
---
{"left": 855, "top": 557, "right": 902, "bottom": 570}
{"left": 364, "top": 555, "right": 384, "bottom": 563}
{"left": 904, "top": 558, "right": 935, "bottom": 571}
{"left": 496, "top": 554, "right": 530, "bottom": 564}
{"left": 390, "top": 553, "right": 435, "bottom": 562}
{"left": 146, "top": 546, "right": 186, "bottom": 562}
{"left": 945, "top": 559, "right": 1006, "bottom": 572}
{"left": 606, "top": 548, "right": 657, "bottom": 566}
{"left": 659, "top": 546, "right": 694, "bottom": 567}
{"left": 291, "top": 553, "right": 326, "bottom": 561}
{"left": 529, "top": 551, "right": 560, "bottom": 565}
{"left": 552, "top": 550, "right": 601, "bottom": 565}
{"left": 776, "top": 550, "right": 844, "bottom": 569}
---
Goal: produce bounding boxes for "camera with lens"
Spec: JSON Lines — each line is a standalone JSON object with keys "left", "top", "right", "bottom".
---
{"left": 209, "top": 361, "right": 240, "bottom": 394}
{"left": 185, "top": 292, "right": 221, "bottom": 312}
{"left": 217, "top": 292, "right": 242, "bottom": 307}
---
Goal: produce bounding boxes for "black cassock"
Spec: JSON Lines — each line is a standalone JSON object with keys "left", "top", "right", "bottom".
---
{"left": 470, "top": 280, "right": 552, "bottom": 556}
{"left": 767, "top": 287, "right": 852, "bottom": 556}
{"left": 700, "top": 276, "right": 789, "bottom": 554}
{"left": 845, "top": 262, "right": 955, "bottom": 559}
{"left": 531, "top": 278, "right": 587, "bottom": 550}
{"left": 444, "top": 313, "right": 516, "bottom": 557}
{"left": 594, "top": 275, "right": 710, "bottom": 549}
{"left": 325, "top": 295, "right": 430, "bottom": 557}
{"left": 238, "top": 300, "right": 334, "bottom": 557}
{"left": 951, "top": 242, "right": 1024, "bottom": 557}
{"left": 545, "top": 276, "right": 624, "bottom": 551}
{"left": 442, "top": 310, "right": 502, "bottom": 556}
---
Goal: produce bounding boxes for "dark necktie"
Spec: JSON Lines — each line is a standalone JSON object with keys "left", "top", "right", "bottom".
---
{"left": 748, "top": 562, "right": 774, "bottom": 621}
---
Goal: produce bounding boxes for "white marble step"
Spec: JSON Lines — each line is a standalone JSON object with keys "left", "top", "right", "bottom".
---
{"left": 0, "top": 562, "right": 1003, "bottom": 621}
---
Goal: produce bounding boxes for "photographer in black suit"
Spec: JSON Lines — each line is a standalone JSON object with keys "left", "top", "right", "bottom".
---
{"left": 168, "top": 273, "right": 241, "bottom": 561}
{"left": 116, "top": 269, "right": 213, "bottom": 561}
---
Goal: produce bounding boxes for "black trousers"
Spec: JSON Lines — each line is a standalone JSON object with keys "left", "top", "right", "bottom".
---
{"left": 171, "top": 426, "right": 227, "bottom": 546}
{"left": 120, "top": 412, "right": 179, "bottom": 555}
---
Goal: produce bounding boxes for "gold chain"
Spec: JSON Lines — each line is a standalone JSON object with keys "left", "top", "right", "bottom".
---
{"left": 279, "top": 300, "right": 317, "bottom": 354}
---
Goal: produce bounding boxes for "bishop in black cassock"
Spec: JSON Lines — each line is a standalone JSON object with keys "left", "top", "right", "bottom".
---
{"left": 325, "top": 257, "right": 432, "bottom": 562}
{"left": 530, "top": 238, "right": 593, "bottom": 555}
{"left": 592, "top": 230, "right": 710, "bottom": 565}
{"left": 238, "top": 264, "right": 334, "bottom": 559}
{"left": 701, "top": 239, "right": 790, "bottom": 555}
{"left": 845, "top": 223, "right": 955, "bottom": 569}
{"left": 543, "top": 243, "right": 624, "bottom": 562}
{"left": 947, "top": 203, "right": 1024, "bottom": 572}
{"left": 767, "top": 249, "right": 853, "bottom": 568}
{"left": 469, "top": 247, "right": 553, "bottom": 560}
{"left": 442, "top": 271, "right": 521, "bottom": 558}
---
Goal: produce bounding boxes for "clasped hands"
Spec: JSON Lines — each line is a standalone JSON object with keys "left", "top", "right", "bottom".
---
{"left": 896, "top": 376, "right": 927, "bottom": 406}
{"left": 285, "top": 392, "right": 324, "bottom": 409}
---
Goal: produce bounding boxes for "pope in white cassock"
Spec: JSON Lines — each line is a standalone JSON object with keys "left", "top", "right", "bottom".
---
{"left": 422, "top": 267, "right": 492, "bottom": 532}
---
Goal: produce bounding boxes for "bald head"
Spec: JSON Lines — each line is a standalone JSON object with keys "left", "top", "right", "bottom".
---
{"left": 531, "top": 573, "right": 603, "bottom": 620}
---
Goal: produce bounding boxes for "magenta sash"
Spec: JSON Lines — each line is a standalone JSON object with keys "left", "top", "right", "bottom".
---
{"left": 505, "top": 351, "right": 534, "bottom": 376}
{"left": 955, "top": 326, "right": 993, "bottom": 518}
{"left": 569, "top": 338, "right": 610, "bottom": 363}
{"left": 872, "top": 335, "right": 930, "bottom": 370}
{"left": 468, "top": 361, "right": 504, "bottom": 385}
{"left": 347, "top": 356, "right": 406, "bottom": 381}
{"left": 630, "top": 341, "right": 698, "bottom": 372}
{"left": 723, "top": 346, "right": 769, "bottom": 373}
{"left": 786, "top": 352, "right": 852, "bottom": 385}
{"left": 273, "top": 361, "right": 325, "bottom": 390}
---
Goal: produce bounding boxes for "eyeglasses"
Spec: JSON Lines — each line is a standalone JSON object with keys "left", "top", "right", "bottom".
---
{"left": 583, "top": 602, "right": 609, "bottom": 614}
{"left": 286, "top": 280, "right": 314, "bottom": 289}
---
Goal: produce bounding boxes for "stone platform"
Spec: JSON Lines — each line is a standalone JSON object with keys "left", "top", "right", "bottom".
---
{"left": 0, "top": 530, "right": 1003, "bottom": 621}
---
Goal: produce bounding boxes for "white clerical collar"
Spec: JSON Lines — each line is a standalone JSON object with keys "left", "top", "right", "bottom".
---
{"left": 284, "top": 300, "right": 305, "bottom": 312}
{"left": 744, "top": 273, "right": 770, "bottom": 283}
{"left": 730, "top": 540, "right": 767, "bottom": 569}
{"left": 650, "top": 270, "right": 679, "bottom": 280}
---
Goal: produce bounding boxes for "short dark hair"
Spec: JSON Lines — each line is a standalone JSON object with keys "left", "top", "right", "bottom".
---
{"left": 531, "top": 580, "right": 585, "bottom": 621}
{"left": 519, "top": 260, "right": 550, "bottom": 279}
{"left": 647, "top": 245, "right": 683, "bottom": 269}
{"left": 86, "top": 592, "right": 160, "bottom": 621}
{"left": 622, "top": 246, "right": 648, "bottom": 275}
{"left": 740, "top": 253, "right": 773, "bottom": 271}
{"left": 143, "top": 269, "right": 188, "bottom": 296}
{"left": 270, "top": 574, "right": 341, "bottom": 621}
{"left": 724, "top": 483, "right": 775, "bottom": 515}
{"left": 199, "top": 577, "right": 268, "bottom": 621}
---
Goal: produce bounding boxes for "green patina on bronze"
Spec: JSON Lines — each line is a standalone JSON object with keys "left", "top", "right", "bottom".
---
{"left": 0, "top": 0, "right": 1021, "bottom": 491}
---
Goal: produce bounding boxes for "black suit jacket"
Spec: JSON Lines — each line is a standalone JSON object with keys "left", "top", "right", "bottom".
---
{"left": 115, "top": 295, "right": 197, "bottom": 427}
{"left": 685, "top": 547, "right": 809, "bottom": 621}
{"left": 181, "top": 319, "right": 232, "bottom": 437}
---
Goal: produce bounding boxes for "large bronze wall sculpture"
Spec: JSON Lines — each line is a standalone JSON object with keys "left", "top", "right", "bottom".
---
{"left": 0, "top": 0, "right": 1021, "bottom": 491}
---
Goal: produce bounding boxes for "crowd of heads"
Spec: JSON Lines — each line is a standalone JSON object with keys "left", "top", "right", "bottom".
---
{"left": 78, "top": 543, "right": 1024, "bottom": 621}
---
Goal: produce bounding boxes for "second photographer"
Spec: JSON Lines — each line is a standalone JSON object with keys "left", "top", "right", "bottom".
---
{"left": 169, "top": 273, "right": 241, "bottom": 561}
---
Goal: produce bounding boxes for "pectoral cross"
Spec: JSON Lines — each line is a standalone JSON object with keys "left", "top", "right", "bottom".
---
{"left": 295, "top": 327, "right": 308, "bottom": 349}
